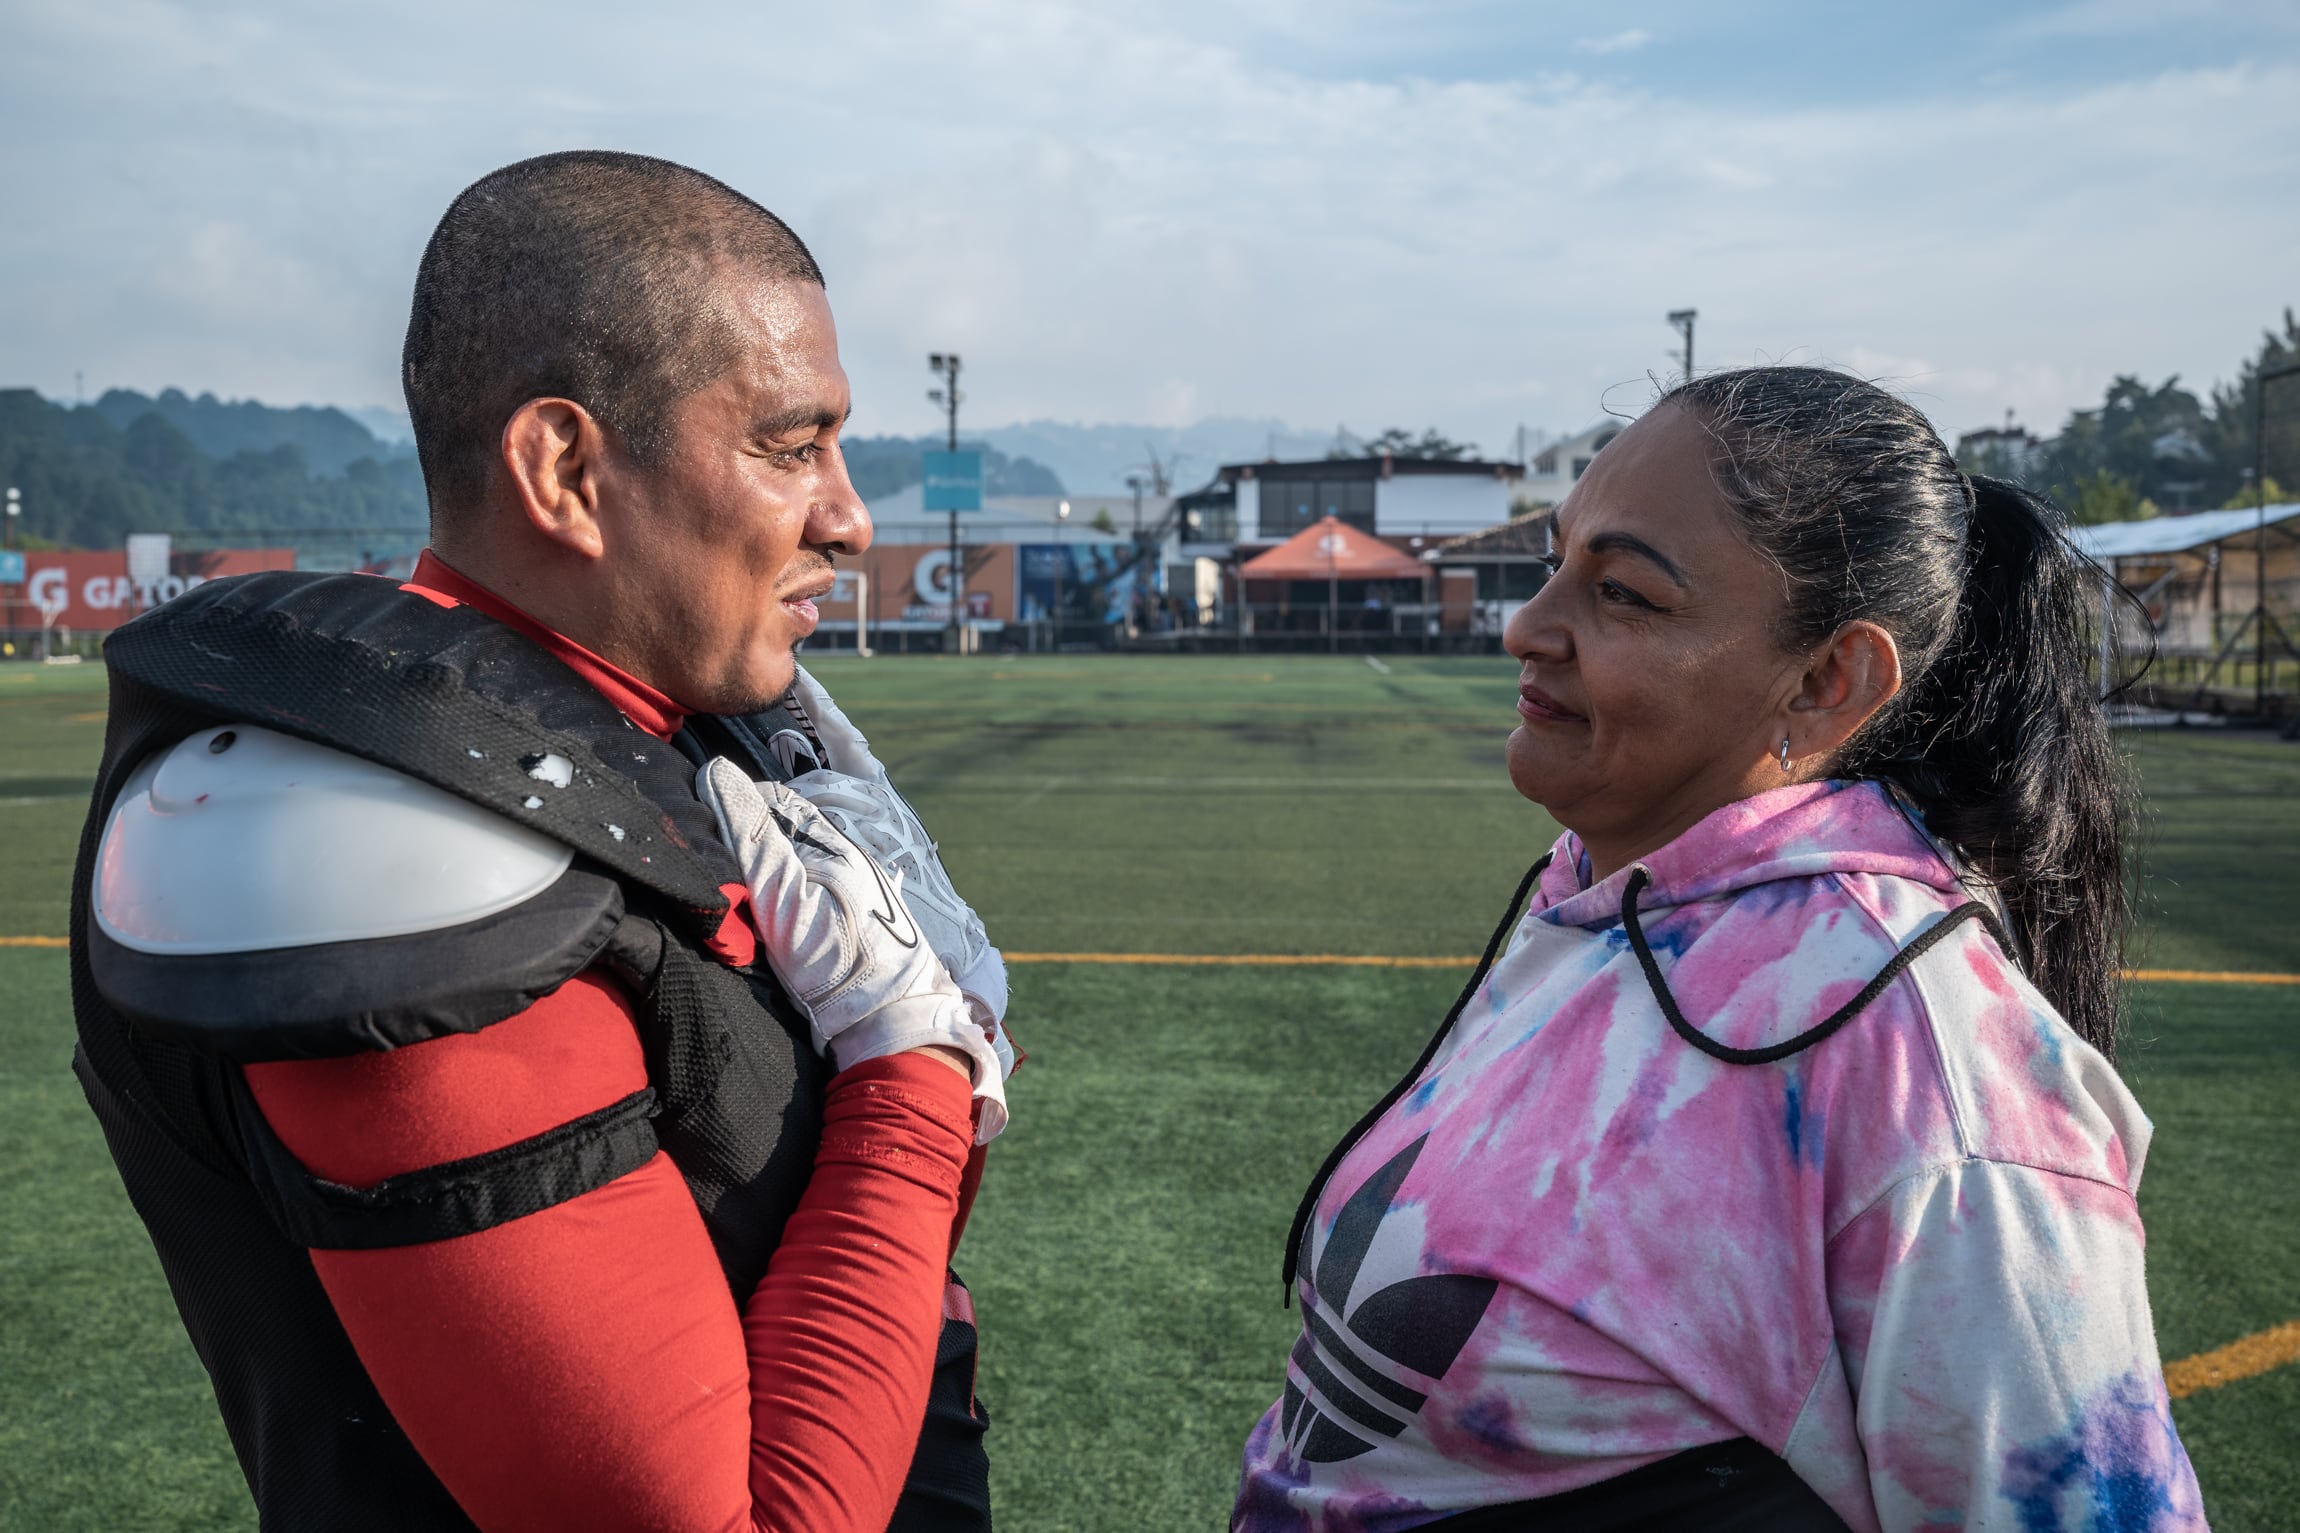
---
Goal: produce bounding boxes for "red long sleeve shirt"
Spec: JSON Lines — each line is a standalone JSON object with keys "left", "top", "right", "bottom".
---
{"left": 242, "top": 553, "right": 982, "bottom": 1532}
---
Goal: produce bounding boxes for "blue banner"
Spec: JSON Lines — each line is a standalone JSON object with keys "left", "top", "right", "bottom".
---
{"left": 1016, "top": 541, "right": 1156, "bottom": 624}
{"left": 922, "top": 450, "right": 983, "bottom": 511}
{"left": 0, "top": 551, "right": 23, "bottom": 585}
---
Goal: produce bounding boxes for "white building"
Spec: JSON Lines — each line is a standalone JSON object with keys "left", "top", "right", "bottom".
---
{"left": 1955, "top": 423, "right": 2050, "bottom": 484}
{"left": 1516, "top": 422, "right": 1623, "bottom": 507}
{"left": 1173, "top": 452, "right": 1525, "bottom": 559}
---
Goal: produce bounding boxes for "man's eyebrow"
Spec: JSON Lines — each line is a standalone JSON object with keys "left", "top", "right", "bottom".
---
{"left": 754, "top": 403, "right": 851, "bottom": 439}
{"left": 1585, "top": 530, "right": 1688, "bottom": 584}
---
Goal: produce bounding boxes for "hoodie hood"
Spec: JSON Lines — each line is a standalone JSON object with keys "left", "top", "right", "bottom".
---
{"left": 1534, "top": 778, "right": 1964, "bottom": 931}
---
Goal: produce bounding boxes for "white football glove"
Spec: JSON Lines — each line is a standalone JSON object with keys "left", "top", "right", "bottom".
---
{"left": 696, "top": 757, "right": 1006, "bottom": 1142}
{"left": 787, "top": 667, "right": 1015, "bottom": 1080}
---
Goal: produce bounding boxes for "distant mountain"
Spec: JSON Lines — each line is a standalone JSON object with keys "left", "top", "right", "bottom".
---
{"left": 841, "top": 435, "right": 1065, "bottom": 500}
{"left": 969, "top": 418, "right": 1340, "bottom": 495}
{"left": 351, "top": 405, "right": 415, "bottom": 445}
{"left": 9, "top": 384, "right": 1418, "bottom": 550}
{"left": 91, "top": 388, "right": 412, "bottom": 477}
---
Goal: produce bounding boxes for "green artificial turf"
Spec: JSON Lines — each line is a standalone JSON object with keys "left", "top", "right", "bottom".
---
{"left": 959, "top": 962, "right": 1459, "bottom": 1527}
{"left": 0, "top": 950, "right": 252, "bottom": 1530}
{"left": 2122, "top": 729, "right": 2300, "bottom": 973}
{"left": 1, "top": 654, "right": 2294, "bottom": 1530}
{"left": 2120, "top": 983, "right": 2300, "bottom": 1530}
{"left": 0, "top": 664, "right": 108, "bottom": 941}
{"left": 802, "top": 653, "right": 1562, "bottom": 958}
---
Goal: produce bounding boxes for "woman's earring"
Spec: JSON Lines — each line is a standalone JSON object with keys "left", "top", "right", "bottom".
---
{"left": 1778, "top": 738, "right": 1792, "bottom": 772}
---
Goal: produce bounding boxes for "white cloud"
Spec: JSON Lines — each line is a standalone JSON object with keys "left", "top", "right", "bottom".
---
{"left": 1572, "top": 28, "right": 1652, "bottom": 55}
{"left": 1, "top": 1, "right": 2296, "bottom": 471}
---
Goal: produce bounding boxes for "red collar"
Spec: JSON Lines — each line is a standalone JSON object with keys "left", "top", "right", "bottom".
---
{"left": 404, "top": 551, "right": 690, "bottom": 740}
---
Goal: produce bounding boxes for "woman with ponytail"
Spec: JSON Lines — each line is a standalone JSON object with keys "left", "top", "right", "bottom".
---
{"left": 1237, "top": 367, "right": 2203, "bottom": 1531}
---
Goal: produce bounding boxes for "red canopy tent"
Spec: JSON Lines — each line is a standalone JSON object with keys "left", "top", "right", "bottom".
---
{"left": 1238, "top": 515, "right": 1429, "bottom": 650}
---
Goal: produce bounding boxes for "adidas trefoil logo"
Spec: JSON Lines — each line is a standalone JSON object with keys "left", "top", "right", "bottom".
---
{"left": 1282, "top": 1135, "right": 1497, "bottom": 1463}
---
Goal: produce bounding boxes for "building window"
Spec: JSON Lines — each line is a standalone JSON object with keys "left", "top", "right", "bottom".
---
{"left": 1258, "top": 480, "right": 1314, "bottom": 538}
{"left": 1183, "top": 502, "right": 1236, "bottom": 542}
{"left": 1258, "top": 478, "right": 1374, "bottom": 537}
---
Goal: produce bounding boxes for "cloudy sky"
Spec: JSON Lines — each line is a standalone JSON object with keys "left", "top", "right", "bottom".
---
{"left": 5, "top": 0, "right": 2297, "bottom": 455}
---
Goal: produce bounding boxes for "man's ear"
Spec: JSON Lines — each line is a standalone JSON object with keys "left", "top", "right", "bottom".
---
{"left": 1786, "top": 620, "right": 1903, "bottom": 761}
{"left": 501, "top": 399, "right": 609, "bottom": 560}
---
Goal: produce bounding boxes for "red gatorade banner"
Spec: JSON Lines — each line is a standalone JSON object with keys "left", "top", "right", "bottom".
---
{"left": 4, "top": 549, "right": 296, "bottom": 632}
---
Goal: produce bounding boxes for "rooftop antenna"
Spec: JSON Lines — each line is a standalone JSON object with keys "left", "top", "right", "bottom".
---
{"left": 1136, "top": 443, "right": 1187, "bottom": 497}
{"left": 1666, "top": 309, "right": 1697, "bottom": 382}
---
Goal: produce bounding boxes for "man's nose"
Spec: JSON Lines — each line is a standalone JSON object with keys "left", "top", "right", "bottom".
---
{"left": 808, "top": 457, "right": 872, "bottom": 557}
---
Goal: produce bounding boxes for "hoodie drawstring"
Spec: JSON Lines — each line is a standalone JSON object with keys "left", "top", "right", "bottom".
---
{"left": 1620, "top": 864, "right": 2010, "bottom": 1067}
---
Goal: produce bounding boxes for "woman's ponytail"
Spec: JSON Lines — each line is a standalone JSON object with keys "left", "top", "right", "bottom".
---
{"left": 1669, "top": 368, "right": 2136, "bottom": 1059}
{"left": 1863, "top": 476, "right": 2131, "bottom": 1055}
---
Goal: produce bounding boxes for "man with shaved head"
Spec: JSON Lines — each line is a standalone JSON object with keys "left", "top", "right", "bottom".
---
{"left": 72, "top": 152, "right": 1015, "bottom": 1531}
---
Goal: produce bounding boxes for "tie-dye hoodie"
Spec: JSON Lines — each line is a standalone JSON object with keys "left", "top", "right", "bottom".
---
{"left": 1236, "top": 779, "right": 2203, "bottom": 1532}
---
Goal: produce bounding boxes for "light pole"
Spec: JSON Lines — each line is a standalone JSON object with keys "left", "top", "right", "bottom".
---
{"left": 1667, "top": 309, "right": 1698, "bottom": 382}
{"left": 1127, "top": 473, "right": 1150, "bottom": 635}
{"left": 2254, "top": 361, "right": 2300, "bottom": 715}
{"left": 927, "top": 353, "right": 964, "bottom": 650}
{"left": 1053, "top": 499, "right": 1069, "bottom": 651}
{"left": 3, "top": 487, "right": 19, "bottom": 647}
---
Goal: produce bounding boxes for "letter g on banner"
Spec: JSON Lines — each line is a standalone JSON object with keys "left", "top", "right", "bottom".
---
{"left": 913, "top": 548, "right": 956, "bottom": 604}
{"left": 28, "top": 567, "right": 69, "bottom": 619}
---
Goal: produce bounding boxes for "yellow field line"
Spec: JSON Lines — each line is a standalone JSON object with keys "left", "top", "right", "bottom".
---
{"left": 2165, "top": 1320, "right": 2300, "bottom": 1400}
{"left": 2124, "top": 967, "right": 2300, "bottom": 986}
{"left": 1007, "top": 952, "right": 2300, "bottom": 985}
{"left": 1, "top": 936, "right": 2295, "bottom": 986}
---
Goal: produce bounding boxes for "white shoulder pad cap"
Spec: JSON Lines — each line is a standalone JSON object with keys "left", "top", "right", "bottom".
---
{"left": 95, "top": 725, "right": 574, "bottom": 955}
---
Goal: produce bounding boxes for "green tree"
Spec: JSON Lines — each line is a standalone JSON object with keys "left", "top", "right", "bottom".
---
{"left": 2206, "top": 308, "right": 2300, "bottom": 504}
{"left": 2042, "top": 375, "right": 2218, "bottom": 511}
{"left": 2061, "top": 470, "right": 2154, "bottom": 526}
{"left": 2221, "top": 475, "right": 2289, "bottom": 510}
{"left": 0, "top": 388, "right": 427, "bottom": 549}
{"left": 1353, "top": 428, "right": 1480, "bottom": 462}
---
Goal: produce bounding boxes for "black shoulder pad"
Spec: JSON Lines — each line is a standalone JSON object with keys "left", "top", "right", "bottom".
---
{"left": 90, "top": 867, "right": 626, "bottom": 1061}
{"left": 101, "top": 572, "right": 741, "bottom": 944}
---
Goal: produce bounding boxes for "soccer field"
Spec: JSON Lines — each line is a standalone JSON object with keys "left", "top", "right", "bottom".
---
{"left": 3, "top": 655, "right": 2296, "bottom": 1530}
